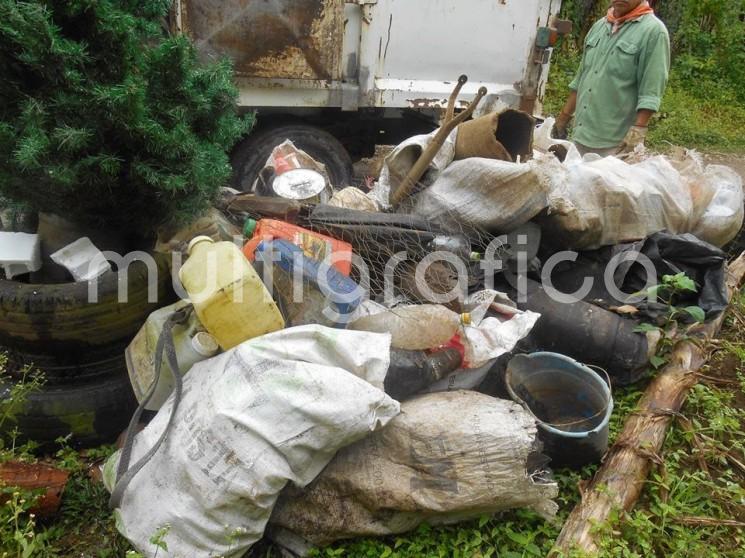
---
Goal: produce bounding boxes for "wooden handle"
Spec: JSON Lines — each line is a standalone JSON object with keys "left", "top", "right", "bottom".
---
{"left": 444, "top": 74, "right": 468, "bottom": 123}
{"left": 391, "top": 85, "right": 487, "bottom": 208}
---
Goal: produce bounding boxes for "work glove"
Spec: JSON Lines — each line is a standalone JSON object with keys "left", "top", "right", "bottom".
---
{"left": 551, "top": 112, "right": 571, "bottom": 140}
{"left": 619, "top": 125, "right": 648, "bottom": 153}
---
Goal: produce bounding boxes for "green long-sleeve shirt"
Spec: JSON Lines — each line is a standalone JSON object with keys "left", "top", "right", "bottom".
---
{"left": 569, "top": 13, "right": 670, "bottom": 149}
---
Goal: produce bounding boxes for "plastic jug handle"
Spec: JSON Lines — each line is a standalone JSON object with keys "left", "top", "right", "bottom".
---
{"left": 109, "top": 307, "right": 190, "bottom": 509}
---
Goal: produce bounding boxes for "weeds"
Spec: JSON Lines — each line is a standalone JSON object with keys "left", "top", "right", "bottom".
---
{"left": 632, "top": 272, "right": 707, "bottom": 369}
{"left": 0, "top": 355, "right": 44, "bottom": 464}
{"left": 0, "top": 489, "right": 56, "bottom": 558}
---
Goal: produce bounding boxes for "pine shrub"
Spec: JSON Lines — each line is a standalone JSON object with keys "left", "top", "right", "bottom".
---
{"left": 0, "top": 0, "right": 252, "bottom": 233}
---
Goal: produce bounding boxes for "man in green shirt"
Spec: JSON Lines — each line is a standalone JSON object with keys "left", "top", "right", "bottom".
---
{"left": 553, "top": 0, "right": 670, "bottom": 156}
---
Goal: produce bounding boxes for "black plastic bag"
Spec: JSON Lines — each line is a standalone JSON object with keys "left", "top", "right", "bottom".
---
{"left": 613, "top": 231, "right": 727, "bottom": 321}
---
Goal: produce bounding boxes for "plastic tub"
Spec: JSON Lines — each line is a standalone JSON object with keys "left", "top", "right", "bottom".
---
{"left": 505, "top": 352, "right": 613, "bottom": 468}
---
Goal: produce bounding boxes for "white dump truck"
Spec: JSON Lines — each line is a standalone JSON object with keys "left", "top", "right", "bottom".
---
{"left": 172, "top": 0, "right": 568, "bottom": 188}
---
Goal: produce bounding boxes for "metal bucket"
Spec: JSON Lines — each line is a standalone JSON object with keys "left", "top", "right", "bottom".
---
{"left": 505, "top": 352, "right": 613, "bottom": 469}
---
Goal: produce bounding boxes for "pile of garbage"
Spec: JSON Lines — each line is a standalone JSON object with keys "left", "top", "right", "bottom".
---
{"left": 79, "top": 95, "right": 741, "bottom": 557}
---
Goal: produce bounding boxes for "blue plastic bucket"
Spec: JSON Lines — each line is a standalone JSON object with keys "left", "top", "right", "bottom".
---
{"left": 505, "top": 352, "right": 613, "bottom": 468}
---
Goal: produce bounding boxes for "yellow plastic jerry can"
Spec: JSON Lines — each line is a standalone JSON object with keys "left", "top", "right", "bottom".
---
{"left": 178, "top": 236, "right": 285, "bottom": 350}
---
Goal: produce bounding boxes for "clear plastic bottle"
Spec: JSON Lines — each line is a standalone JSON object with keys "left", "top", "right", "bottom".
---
{"left": 427, "top": 235, "right": 481, "bottom": 261}
{"left": 349, "top": 302, "right": 468, "bottom": 351}
{"left": 179, "top": 236, "right": 285, "bottom": 349}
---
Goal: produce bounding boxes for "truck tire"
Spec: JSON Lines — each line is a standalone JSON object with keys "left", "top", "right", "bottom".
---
{"left": 5, "top": 343, "right": 128, "bottom": 386}
{"left": 1, "top": 371, "right": 137, "bottom": 448}
{"left": 231, "top": 124, "right": 354, "bottom": 192}
{"left": 0, "top": 256, "right": 172, "bottom": 355}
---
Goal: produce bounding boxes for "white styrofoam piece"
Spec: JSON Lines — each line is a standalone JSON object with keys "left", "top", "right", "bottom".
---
{"left": 50, "top": 236, "right": 111, "bottom": 282}
{"left": 0, "top": 232, "right": 42, "bottom": 279}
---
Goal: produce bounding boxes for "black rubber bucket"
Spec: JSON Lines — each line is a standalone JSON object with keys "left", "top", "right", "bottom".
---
{"left": 505, "top": 352, "right": 613, "bottom": 469}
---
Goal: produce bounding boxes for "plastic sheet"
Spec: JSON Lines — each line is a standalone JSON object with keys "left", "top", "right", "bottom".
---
{"left": 612, "top": 231, "right": 729, "bottom": 320}
{"left": 543, "top": 154, "right": 694, "bottom": 250}
{"left": 534, "top": 121, "right": 744, "bottom": 250}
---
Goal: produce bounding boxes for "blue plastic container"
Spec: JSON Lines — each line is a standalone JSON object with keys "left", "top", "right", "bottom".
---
{"left": 255, "top": 239, "right": 362, "bottom": 325}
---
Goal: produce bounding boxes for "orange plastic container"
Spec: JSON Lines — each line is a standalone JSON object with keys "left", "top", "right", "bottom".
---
{"left": 243, "top": 219, "right": 353, "bottom": 276}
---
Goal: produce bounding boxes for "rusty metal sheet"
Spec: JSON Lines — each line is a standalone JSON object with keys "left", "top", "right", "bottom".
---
{"left": 180, "top": 0, "right": 343, "bottom": 81}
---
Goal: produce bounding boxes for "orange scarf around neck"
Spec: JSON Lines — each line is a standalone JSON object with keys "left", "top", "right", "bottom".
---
{"left": 607, "top": 1, "right": 654, "bottom": 33}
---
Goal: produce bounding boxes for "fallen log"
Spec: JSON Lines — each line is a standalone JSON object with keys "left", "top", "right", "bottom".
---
{"left": 550, "top": 252, "right": 745, "bottom": 556}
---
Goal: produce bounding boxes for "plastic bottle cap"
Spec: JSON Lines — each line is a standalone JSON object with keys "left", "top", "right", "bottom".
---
{"left": 191, "top": 331, "right": 219, "bottom": 357}
{"left": 460, "top": 313, "right": 472, "bottom": 326}
{"left": 273, "top": 154, "right": 293, "bottom": 175}
{"left": 187, "top": 235, "right": 215, "bottom": 256}
{"left": 243, "top": 218, "right": 257, "bottom": 238}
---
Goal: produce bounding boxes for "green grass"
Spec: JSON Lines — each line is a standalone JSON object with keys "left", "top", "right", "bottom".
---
{"left": 543, "top": 48, "right": 745, "bottom": 152}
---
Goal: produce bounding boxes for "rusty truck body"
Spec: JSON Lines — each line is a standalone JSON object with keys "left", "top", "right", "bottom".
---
{"left": 173, "top": 0, "right": 565, "bottom": 189}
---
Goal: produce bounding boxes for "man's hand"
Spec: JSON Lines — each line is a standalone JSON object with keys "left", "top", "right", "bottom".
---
{"left": 619, "top": 125, "right": 648, "bottom": 153}
{"left": 552, "top": 112, "right": 572, "bottom": 140}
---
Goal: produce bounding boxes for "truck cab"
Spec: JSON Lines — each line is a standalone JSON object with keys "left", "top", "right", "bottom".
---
{"left": 172, "top": 0, "right": 565, "bottom": 189}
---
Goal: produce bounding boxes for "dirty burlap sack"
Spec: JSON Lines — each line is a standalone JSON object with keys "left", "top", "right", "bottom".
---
{"left": 410, "top": 152, "right": 562, "bottom": 232}
{"left": 454, "top": 109, "right": 535, "bottom": 162}
{"left": 269, "top": 390, "right": 558, "bottom": 548}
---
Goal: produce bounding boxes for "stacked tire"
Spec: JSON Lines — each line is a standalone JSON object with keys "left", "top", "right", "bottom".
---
{"left": 0, "top": 256, "right": 172, "bottom": 448}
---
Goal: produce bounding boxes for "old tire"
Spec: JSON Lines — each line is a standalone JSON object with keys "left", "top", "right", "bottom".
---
{"left": 0, "top": 256, "right": 172, "bottom": 355}
{"left": 231, "top": 123, "right": 353, "bottom": 192}
{"left": 4, "top": 343, "right": 128, "bottom": 385}
{"left": 2, "top": 371, "right": 137, "bottom": 448}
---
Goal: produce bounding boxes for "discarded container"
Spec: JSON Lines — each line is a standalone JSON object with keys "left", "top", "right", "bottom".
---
{"left": 125, "top": 301, "right": 220, "bottom": 411}
{"left": 255, "top": 239, "right": 362, "bottom": 323}
{"left": 505, "top": 352, "right": 613, "bottom": 468}
{"left": 0, "top": 461, "right": 69, "bottom": 518}
{"left": 454, "top": 109, "right": 535, "bottom": 162}
{"left": 178, "top": 236, "right": 285, "bottom": 350}
{"left": 253, "top": 140, "right": 333, "bottom": 202}
{"left": 384, "top": 348, "right": 463, "bottom": 400}
{"left": 50, "top": 236, "right": 111, "bottom": 281}
{"left": 0, "top": 232, "right": 41, "bottom": 279}
{"left": 517, "top": 279, "right": 654, "bottom": 385}
{"left": 349, "top": 302, "right": 468, "bottom": 351}
{"left": 273, "top": 169, "right": 327, "bottom": 201}
{"left": 243, "top": 218, "right": 353, "bottom": 276}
